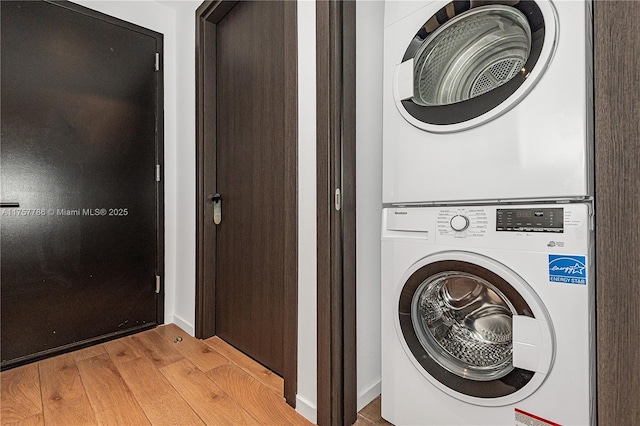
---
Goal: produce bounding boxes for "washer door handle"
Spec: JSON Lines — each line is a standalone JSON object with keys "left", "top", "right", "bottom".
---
{"left": 512, "top": 315, "right": 553, "bottom": 374}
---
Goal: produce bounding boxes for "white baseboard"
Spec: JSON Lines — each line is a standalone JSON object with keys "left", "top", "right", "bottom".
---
{"left": 295, "top": 381, "right": 380, "bottom": 424}
{"left": 296, "top": 394, "right": 318, "bottom": 424}
{"left": 170, "top": 314, "right": 194, "bottom": 336}
{"left": 357, "top": 379, "right": 381, "bottom": 412}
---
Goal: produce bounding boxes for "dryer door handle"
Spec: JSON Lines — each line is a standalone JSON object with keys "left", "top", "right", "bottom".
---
{"left": 512, "top": 315, "right": 554, "bottom": 374}
{"left": 393, "top": 59, "right": 414, "bottom": 102}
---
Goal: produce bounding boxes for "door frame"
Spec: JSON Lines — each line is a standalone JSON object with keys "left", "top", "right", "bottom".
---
{"left": 316, "top": 1, "right": 357, "bottom": 425}
{"left": 194, "top": 0, "right": 298, "bottom": 407}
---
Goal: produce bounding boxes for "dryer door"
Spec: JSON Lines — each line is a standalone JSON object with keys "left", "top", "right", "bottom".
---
{"left": 395, "top": 251, "right": 554, "bottom": 406}
{"left": 393, "top": 0, "right": 557, "bottom": 132}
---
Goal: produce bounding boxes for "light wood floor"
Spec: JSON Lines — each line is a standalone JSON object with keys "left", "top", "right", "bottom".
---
{"left": 0, "top": 324, "right": 313, "bottom": 425}
{"left": 354, "top": 397, "right": 392, "bottom": 426}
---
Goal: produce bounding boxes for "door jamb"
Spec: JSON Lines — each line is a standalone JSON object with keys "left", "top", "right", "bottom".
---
{"left": 316, "top": 1, "right": 357, "bottom": 425}
{"left": 194, "top": 0, "right": 299, "bottom": 407}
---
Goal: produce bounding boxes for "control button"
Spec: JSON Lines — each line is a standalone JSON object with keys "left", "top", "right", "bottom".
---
{"left": 450, "top": 215, "right": 470, "bottom": 232}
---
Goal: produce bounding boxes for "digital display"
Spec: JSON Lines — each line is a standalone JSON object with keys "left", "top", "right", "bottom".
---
{"left": 496, "top": 208, "right": 564, "bottom": 233}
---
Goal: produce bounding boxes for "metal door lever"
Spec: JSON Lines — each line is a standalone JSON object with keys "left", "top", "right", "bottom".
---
{"left": 208, "top": 193, "right": 222, "bottom": 225}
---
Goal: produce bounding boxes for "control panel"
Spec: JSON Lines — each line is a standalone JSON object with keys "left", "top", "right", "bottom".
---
{"left": 437, "top": 208, "right": 488, "bottom": 237}
{"left": 496, "top": 207, "right": 564, "bottom": 233}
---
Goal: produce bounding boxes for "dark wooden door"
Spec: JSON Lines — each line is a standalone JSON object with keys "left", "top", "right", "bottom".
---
{"left": 0, "top": 1, "right": 162, "bottom": 369}
{"left": 213, "top": 0, "right": 287, "bottom": 376}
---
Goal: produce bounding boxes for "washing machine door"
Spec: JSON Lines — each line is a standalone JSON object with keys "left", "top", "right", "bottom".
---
{"left": 393, "top": 0, "right": 557, "bottom": 132}
{"left": 395, "top": 251, "right": 554, "bottom": 406}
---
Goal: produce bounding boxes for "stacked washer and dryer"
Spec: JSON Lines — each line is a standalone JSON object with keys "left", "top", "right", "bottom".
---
{"left": 380, "top": 1, "right": 595, "bottom": 425}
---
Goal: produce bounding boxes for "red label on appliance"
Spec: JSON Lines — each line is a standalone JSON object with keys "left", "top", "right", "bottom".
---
{"left": 515, "top": 408, "right": 561, "bottom": 426}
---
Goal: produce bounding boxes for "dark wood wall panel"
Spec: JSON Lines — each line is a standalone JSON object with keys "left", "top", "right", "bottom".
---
{"left": 594, "top": 2, "right": 640, "bottom": 425}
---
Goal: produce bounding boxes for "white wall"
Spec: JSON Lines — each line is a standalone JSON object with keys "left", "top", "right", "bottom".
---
{"left": 355, "top": 0, "right": 385, "bottom": 411}
{"left": 165, "top": 0, "right": 199, "bottom": 335}
{"left": 296, "top": 1, "right": 318, "bottom": 422}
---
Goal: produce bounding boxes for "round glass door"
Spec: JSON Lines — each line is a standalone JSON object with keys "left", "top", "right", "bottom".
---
{"left": 397, "top": 258, "right": 546, "bottom": 400}
{"left": 412, "top": 6, "right": 531, "bottom": 106}
{"left": 394, "top": 0, "right": 556, "bottom": 129}
{"left": 412, "top": 271, "right": 516, "bottom": 381}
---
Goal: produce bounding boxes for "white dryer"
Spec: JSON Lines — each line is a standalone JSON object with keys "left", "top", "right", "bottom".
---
{"left": 381, "top": 203, "right": 594, "bottom": 425}
{"left": 382, "top": 0, "right": 594, "bottom": 204}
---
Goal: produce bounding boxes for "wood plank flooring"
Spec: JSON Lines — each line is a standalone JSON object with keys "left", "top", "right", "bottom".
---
{"left": 354, "top": 397, "right": 392, "bottom": 426}
{"left": 0, "top": 324, "right": 312, "bottom": 426}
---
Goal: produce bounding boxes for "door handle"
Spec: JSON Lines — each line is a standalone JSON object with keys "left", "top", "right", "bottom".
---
{"left": 393, "top": 58, "right": 414, "bottom": 102}
{"left": 207, "top": 193, "right": 222, "bottom": 225}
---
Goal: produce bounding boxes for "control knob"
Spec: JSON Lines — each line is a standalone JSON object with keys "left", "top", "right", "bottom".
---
{"left": 450, "top": 215, "right": 470, "bottom": 232}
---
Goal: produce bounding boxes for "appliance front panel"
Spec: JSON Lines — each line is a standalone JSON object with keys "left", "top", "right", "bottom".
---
{"left": 381, "top": 204, "right": 594, "bottom": 425}
{"left": 382, "top": 0, "right": 593, "bottom": 204}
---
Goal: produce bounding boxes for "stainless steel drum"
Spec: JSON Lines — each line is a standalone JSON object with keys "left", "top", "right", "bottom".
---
{"left": 413, "top": 5, "right": 532, "bottom": 106}
{"left": 411, "top": 271, "right": 517, "bottom": 381}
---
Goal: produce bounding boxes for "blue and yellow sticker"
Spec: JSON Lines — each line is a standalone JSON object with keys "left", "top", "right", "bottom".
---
{"left": 548, "top": 255, "right": 587, "bottom": 285}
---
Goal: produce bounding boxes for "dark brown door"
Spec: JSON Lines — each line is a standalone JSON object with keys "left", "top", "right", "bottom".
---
{"left": 196, "top": 0, "right": 297, "bottom": 399}
{"left": 213, "top": 0, "right": 287, "bottom": 376}
{"left": 0, "top": 1, "right": 163, "bottom": 369}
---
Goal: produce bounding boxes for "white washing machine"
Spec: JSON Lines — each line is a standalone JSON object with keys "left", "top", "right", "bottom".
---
{"left": 382, "top": 0, "right": 594, "bottom": 204}
{"left": 381, "top": 203, "right": 595, "bottom": 425}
